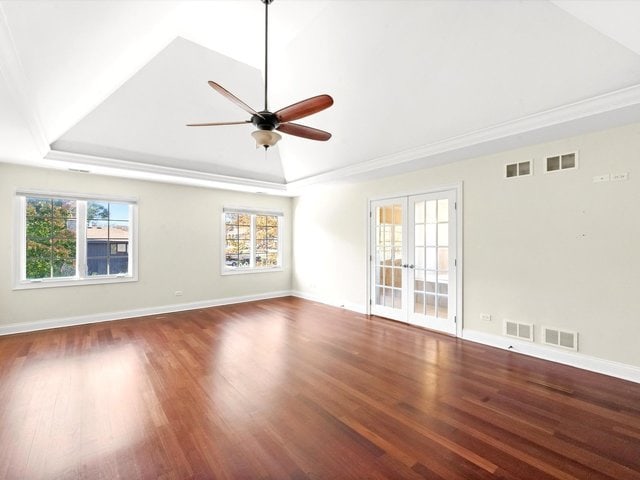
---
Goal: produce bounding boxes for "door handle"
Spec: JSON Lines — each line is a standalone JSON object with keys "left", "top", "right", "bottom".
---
{"left": 408, "top": 264, "right": 415, "bottom": 269}
{"left": 402, "top": 264, "right": 408, "bottom": 268}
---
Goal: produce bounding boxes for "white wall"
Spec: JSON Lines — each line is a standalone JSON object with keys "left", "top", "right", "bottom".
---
{"left": 0, "top": 164, "right": 292, "bottom": 328}
{"left": 292, "top": 122, "right": 640, "bottom": 368}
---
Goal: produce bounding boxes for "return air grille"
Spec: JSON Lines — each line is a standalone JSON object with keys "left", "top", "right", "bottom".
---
{"left": 505, "top": 160, "right": 532, "bottom": 178}
{"left": 543, "top": 326, "right": 578, "bottom": 351}
{"left": 545, "top": 151, "right": 578, "bottom": 172}
{"left": 504, "top": 319, "right": 534, "bottom": 342}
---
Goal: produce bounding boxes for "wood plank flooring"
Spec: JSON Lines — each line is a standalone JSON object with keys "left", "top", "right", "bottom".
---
{"left": 0, "top": 296, "right": 639, "bottom": 479}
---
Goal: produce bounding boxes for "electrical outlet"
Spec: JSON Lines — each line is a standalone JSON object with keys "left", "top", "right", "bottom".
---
{"left": 611, "top": 172, "right": 628, "bottom": 181}
{"left": 593, "top": 174, "right": 610, "bottom": 183}
{"left": 174, "top": 290, "right": 183, "bottom": 297}
{"left": 480, "top": 313, "right": 492, "bottom": 322}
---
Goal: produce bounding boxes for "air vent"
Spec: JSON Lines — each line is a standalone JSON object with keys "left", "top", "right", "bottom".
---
{"left": 504, "top": 319, "right": 534, "bottom": 342}
{"left": 542, "top": 326, "right": 578, "bottom": 351}
{"left": 545, "top": 151, "right": 578, "bottom": 173}
{"left": 505, "top": 160, "right": 532, "bottom": 178}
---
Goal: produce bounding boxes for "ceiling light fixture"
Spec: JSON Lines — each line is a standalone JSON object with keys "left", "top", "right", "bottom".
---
{"left": 251, "top": 130, "right": 281, "bottom": 149}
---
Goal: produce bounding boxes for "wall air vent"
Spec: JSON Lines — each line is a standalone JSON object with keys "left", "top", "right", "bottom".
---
{"left": 504, "top": 319, "right": 534, "bottom": 342}
{"left": 545, "top": 151, "right": 578, "bottom": 173}
{"left": 542, "top": 326, "right": 578, "bottom": 351}
{"left": 505, "top": 160, "right": 532, "bottom": 178}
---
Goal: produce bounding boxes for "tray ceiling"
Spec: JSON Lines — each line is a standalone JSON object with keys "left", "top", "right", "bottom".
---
{"left": 2, "top": 1, "right": 640, "bottom": 194}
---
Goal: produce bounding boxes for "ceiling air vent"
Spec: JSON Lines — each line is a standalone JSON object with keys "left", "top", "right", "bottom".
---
{"left": 505, "top": 160, "right": 532, "bottom": 178}
{"left": 504, "top": 319, "right": 534, "bottom": 342}
{"left": 542, "top": 326, "right": 578, "bottom": 351}
{"left": 545, "top": 151, "right": 578, "bottom": 173}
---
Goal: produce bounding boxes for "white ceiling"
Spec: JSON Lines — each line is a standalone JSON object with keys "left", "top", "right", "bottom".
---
{"left": 2, "top": 1, "right": 640, "bottom": 195}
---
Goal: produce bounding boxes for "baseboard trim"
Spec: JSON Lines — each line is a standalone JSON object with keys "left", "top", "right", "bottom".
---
{"left": 0, "top": 290, "right": 292, "bottom": 336}
{"left": 290, "top": 290, "right": 367, "bottom": 315}
{"left": 463, "top": 329, "right": 640, "bottom": 384}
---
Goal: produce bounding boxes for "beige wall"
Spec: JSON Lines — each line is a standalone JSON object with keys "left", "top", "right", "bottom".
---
{"left": 0, "top": 164, "right": 292, "bottom": 326}
{"left": 292, "top": 122, "right": 640, "bottom": 368}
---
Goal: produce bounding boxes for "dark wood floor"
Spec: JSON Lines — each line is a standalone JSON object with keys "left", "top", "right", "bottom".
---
{"left": 1, "top": 297, "right": 639, "bottom": 479}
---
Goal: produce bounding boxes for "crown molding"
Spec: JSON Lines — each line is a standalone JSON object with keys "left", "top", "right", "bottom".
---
{"left": 0, "top": 4, "right": 49, "bottom": 156}
{"left": 286, "top": 83, "right": 640, "bottom": 191}
{"left": 45, "top": 150, "right": 290, "bottom": 196}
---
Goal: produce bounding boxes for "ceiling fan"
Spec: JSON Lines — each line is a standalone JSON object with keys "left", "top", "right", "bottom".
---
{"left": 187, "top": 0, "right": 334, "bottom": 149}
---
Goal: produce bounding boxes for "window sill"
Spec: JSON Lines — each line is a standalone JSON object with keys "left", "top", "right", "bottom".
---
{"left": 13, "top": 275, "right": 138, "bottom": 290}
{"left": 221, "top": 267, "right": 283, "bottom": 276}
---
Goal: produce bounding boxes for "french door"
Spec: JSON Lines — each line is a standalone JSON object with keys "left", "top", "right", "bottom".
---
{"left": 370, "top": 190, "right": 458, "bottom": 335}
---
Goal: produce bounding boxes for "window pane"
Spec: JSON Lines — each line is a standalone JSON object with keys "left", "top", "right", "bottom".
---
{"left": 415, "top": 224, "right": 424, "bottom": 247}
{"left": 52, "top": 199, "right": 76, "bottom": 218}
{"left": 87, "top": 201, "right": 109, "bottom": 220}
{"left": 393, "top": 288, "right": 402, "bottom": 309}
{"left": 438, "top": 223, "right": 448, "bottom": 247}
{"left": 426, "top": 201, "right": 437, "bottom": 224}
{"left": 414, "top": 247, "right": 424, "bottom": 268}
{"left": 53, "top": 258, "right": 76, "bottom": 278}
{"left": 437, "top": 199, "right": 448, "bottom": 223}
{"left": 414, "top": 292, "right": 425, "bottom": 314}
{"left": 53, "top": 238, "right": 76, "bottom": 259}
{"left": 425, "top": 294, "right": 436, "bottom": 317}
{"left": 108, "top": 203, "right": 129, "bottom": 221}
{"left": 266, "top": 252, "right": 278, "bottom": 266}
{"left": 426, "top": 247, "right": 436, "bottom": 270}
{"left": 438, "top": 247, "right": 449, "bottom": 271}
{"left": 437, "top": 295, "right": 448, "bottom": 319}
{"left": 27, "top": 257, "right": 51, "bottom": 279}
{"left": 86, "top": 201, "right": 130, "bottom": 277}
{"left": 109, "top": 257, "right": 128, "bottom": 274}
{"left": 426, "top": 224, "right": 436, "bottom": 247}
{"left": 25, "top": 197, "right": 78, "bottom": 280}
{"left": 26, "top": 197, "right": 53, "bottom": 218}
{"left": 414, "top": 201, "right": 424, "bottom": 224}
{"left": 87, "top": 257, "right": 108, "bottom": 275}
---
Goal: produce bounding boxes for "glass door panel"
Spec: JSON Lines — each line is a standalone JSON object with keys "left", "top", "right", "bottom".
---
{"left": 370, "top": 199, "right": 407, "bottom": 321}
{"left": 408, "top": 191, "right": 457, "bottom": 335}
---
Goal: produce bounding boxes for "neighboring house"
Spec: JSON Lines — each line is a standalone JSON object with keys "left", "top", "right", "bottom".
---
{"left": 86, "top": 225, "right": 129, "bottom": 275}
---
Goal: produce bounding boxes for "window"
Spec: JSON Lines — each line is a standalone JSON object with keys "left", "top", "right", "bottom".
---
{"left": 15, "top": 192, "right": 137, "bottom": 288}
{"left": 222, "top": 207, "right": 283, "bottom": 273}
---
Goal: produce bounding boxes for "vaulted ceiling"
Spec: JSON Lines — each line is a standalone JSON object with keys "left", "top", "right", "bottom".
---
{"left": 2, "top": 1, "right": 640, "bottom": 195}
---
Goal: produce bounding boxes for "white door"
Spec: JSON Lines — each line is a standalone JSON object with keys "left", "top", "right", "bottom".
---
{"left": 370, "top": 198, "right": 407, "bottom": 322}
{"left": 370, "top": 190, "right": 458, "bottom": 335}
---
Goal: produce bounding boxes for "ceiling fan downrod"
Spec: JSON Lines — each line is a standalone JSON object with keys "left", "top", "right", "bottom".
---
{"left": 262, "top": 0, "right": 274, "bottom": 112}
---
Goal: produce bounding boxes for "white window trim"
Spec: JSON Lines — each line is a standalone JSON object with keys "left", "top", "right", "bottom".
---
{"left": 13, "top": 191, "right": 138, "bottom": 290}
{"left": 220, "top": 208, "right": 284, "bottom": 275}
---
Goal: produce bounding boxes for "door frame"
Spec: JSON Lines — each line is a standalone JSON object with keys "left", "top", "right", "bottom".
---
{"left": 366, "top": 182, "right": 464, "bottom": 337}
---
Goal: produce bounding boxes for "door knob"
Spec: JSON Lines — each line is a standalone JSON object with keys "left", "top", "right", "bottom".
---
{"left": 402, "top": 264, "right": 408, "bottom": 268}
{"left": 409, "top": 264, "right": 415, "bottom": 269}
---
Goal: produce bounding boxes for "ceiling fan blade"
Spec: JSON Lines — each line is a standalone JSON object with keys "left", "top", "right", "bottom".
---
{"left": 277, "top": 122, "right": 332, "bottom": 141}
{"left": 186, "top": 120, "right": 251, "bottom": 127}
{"left": 275, "top": 94, "right": 334, "bottom": 123}
{"left": 208, "top": 81, "right": 263, "bottom": 118}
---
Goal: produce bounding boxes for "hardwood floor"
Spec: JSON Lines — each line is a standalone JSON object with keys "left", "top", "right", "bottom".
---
{"left": 1, "top": 297, "right": 639, "bottom": 479}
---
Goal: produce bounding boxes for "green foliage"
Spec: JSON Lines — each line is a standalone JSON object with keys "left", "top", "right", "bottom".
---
{"left": 87, "top": 201, "right": 109, "bottom": 219}
{"left": 25, "top": 198, "right": 77, "bottom": 279}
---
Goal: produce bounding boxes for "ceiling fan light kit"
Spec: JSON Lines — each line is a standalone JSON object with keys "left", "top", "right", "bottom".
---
{"left": 251, "top": 130, "right": 281, "bottom": 149}
{"left": 187, "top": 0, "right": 333, "bottom": 149}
